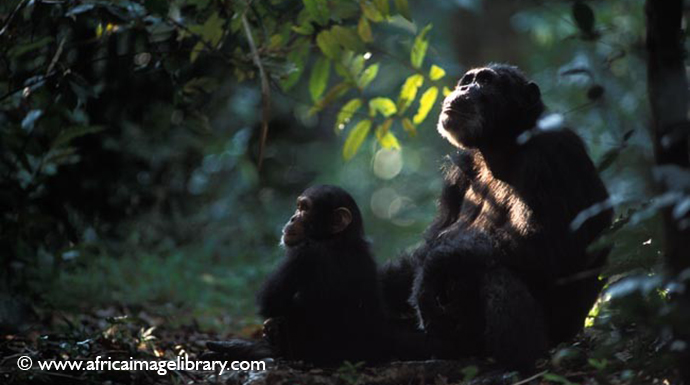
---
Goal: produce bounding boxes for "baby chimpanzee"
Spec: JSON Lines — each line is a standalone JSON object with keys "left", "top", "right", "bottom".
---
{"left": 208, "top": 185, "right": 405, "bottom": 365}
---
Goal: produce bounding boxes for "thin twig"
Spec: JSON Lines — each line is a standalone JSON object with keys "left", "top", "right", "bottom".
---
{"left": 512, "top": 370, "right": 547, "bottom": 385}
{"left": 0, "top": 0, "right": 29, "bottom": 37}
{"left": 241, "top": 11, "right": 270, "bottom": 170}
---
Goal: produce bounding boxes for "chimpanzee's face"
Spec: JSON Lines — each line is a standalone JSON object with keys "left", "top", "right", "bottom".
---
{"left": 438, "top": 66, "right": 543, "bottom": 149}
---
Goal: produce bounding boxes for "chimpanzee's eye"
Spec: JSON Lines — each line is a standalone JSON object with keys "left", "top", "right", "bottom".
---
{"left": 475, "top": 70, "right": 494, "bottom": 85}
{"left": 458, "top": 74, "right": 473, "bottom": 87}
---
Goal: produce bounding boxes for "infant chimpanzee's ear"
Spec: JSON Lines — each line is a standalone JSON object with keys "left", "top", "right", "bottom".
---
{"left": 332, "top": 207, "right": 352, "bottom": 234}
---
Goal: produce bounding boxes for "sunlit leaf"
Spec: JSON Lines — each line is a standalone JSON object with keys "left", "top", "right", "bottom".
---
{"left": 429, "top": 64, "right": 446, "bottom": 81}
{"left": 413, "top": 86, "right": 438, "bottom": 124}
{"left": 376, "top": 119, "right": 399, "bottom": 149}
{"left": 335, "top": 98, "right": 363, "bottom": 130}
{"left": 410, "top": 24, "right": 432, "bottom": 69}
{"left": 358, "top": 63, "right": 379, "bottom": 89}
{"left": 343, "top": 120, "right": 372, "bottom": 160}
{"left": 357, "top": 16, "right": 373, "bottom": 43}
{"left": 303, "top": 0, "right": 329, "bottom": 25}
{"left": 397, "top": 74, "right": 424, "bottom": 114}
{"left": 369, "top": 97, "right": 397, "bottom": 117}
{"left": 316, "top": 30, "right": 341, "bottom": 59}
{"left": 373, "top": 0, "right": 389, "bottom": 17}
{"left": 361, "top": 1, "right": 384, "bottom": 22}
{"left": 394, "top": 0, "right": 411, "bottom": 20}
{"left": 402, "top": 117, "right": 417, "bottom": 137}
{"left": 310, "top": 82, "right": 350, "bottom": 115}
{"left": 443, "top": 86, "right": 452, "bottom": 97}
{"left": 331, "top": 25, "right": 364, "bottom": 52}
{"left": 310, "top": 56, "right": 331, "bottom": 102}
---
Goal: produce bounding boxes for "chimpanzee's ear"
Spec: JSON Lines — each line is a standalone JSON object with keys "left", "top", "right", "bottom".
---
{"left": 332, "top": 207, "right": 352, "bottom": 234}
{"left": 527, "top": 82, "right": 541, "bottom": 102}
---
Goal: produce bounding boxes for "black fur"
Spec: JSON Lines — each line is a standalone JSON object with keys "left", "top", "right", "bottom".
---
{"left": 381, "top": 64, "right": 613, "bottom": 369}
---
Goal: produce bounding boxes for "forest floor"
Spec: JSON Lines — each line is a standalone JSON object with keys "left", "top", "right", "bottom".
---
{"left": 0, "top": 305, "right": 683, "bottom": 385}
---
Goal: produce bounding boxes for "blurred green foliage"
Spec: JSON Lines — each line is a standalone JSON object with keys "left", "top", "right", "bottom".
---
{"left": 0, "top": 0, "right": 675, "bottom": 337}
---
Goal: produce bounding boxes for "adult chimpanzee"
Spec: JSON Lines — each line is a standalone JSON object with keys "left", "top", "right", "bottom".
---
{"left": 380, "top": 64, "right": 613, "bottom": 369}
{"left": 208, "top": 185, "right": 416, "bottom": 364}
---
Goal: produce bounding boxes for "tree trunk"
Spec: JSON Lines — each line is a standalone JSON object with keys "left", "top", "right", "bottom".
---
{"left": 645, "top": 0, "right": 690, "bottom": 382}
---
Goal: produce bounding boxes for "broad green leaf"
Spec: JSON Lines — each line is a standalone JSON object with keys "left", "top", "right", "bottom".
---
{"left": 8, "top": 37, "right": 54, "bottom": 58}
{"left": 201, "top": 12, "right": 224, "bottom": 46}
{"left": 361, "top": 1, "right": 384, "bottom": 22}
{"left": 443, "top": 86, "right": 452, "bottom": 96}
{"left": 335, "top": 98, "right": 363, "bottom": 130}
{"left": 413, "top": 86, "right": 438, "bottom": 124}
{"left": 52, "top": 125, "right": 105, "bottom": 148}
{"left": 21, "top": 110, "right": 43, "bottom": 131}
{"left": 357, "top": 16, "right": 373, "bottom": 43}
{"left": 331, "top": 26, "right": 364, "bottom": 52}
{"left": 183, "top": 77, "right": 220, "bottom": 94}
{"left": 316, "top": 30, "right": 341, "bottom": 59}
{"left": 190, "top": 41, "right": 204, "bottom": 63}
{"left": 402, "top": 117, "right": 417, "bottom": 137}
{"left": 369, "top": 97, "right": 397, "bottom": 117}
{"left": 358, "top": 63, "right": 379, "bottom": 89}
{"left": 268, "top": 34, "right": 284, "bottom": 50}
{"left": 410, "top": 24, "right": 432, "bottom": 69}
{"left": 373, "top": 0, "right": 389, "bottom": 17}
{"left": 429, "top": 64, "right": 446, "bottom": 81}
{"left": 310, "top": 56, "right": 331, "bottom": 102}
{"left": 397, "top": 74, "right": 424, "bottom": 114}
{"left": 395, "top": 0, "right": 411, "bottom": 20}
{"left": 310, "top": 82, "right": 351, "bottom": 115}
{"left": 376, "top": 119, "right": 400, "bottom": 149}
{"left": 303, "top": 0, "right": 329, "bottom": 25}
{"left": 343, "top": 120, "right": 372, "bottom": 160}
{"left": 281, "top": 42, "right": 310, "bottom": 91}
{"left": 292, "top": 22, "right": 314, "bottom": 35}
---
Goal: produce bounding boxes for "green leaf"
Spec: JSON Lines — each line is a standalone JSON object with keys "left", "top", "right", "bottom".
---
{"left": 397, "top": 74, "right": 424, "bottom": 114}
{"left": 572, "top": 1, "right": 595, "bottom": 35}
{"left": 357, "top": 16, "right": 373, "bottom": 42}
{"left": 190, "top": 41, "right": 204, "bottom": 63}
{"left": 183, "top": 77, "right": 220, "bottom": 94}
{"left": 52, "top": 125, "right": 105, "bottom": 148}
{"left": 8, "top": 37, "right": 54, "bottom": 58}
{"left": 331, "top": 25, "right": 364, "bottom": 52}
{"left": 361, "top": 1, "right": 384, "bottom": 22}
{"left": 394, "top": 0, "right": 411, "bottom": 20}
{"left": 413, "top": 86, "right": 438, "bottom": 124}
{"left": 588, "top": 358, "right": 608, "bottom": 370}
{"left": 402, "top": 117, "right": 417, "bottom": 137}
{"left": 21, "top": 110, "right": 43, "bottom": 131}
{"left": 358, "top": 63, "right": 379, "bottom": 89}
{"left": 316, "top": 30, "right": 341, "bottom": 59}
{"left": 336, "top": 98, "right": 363, "bottom": 131}
{"left": 373, "top": 0, "right": 389, "bottom": 17}
{"left": 310, "top": 82, "right": 351, "bottom": 115}
{"left": 343, "top": 120, "right": 372, "bottom": 160}
{"left": 369, "top": 97, "right": 397, "bottom": 117}
{"left": 411, "top": 24, "right": 432, "bottom": 69}
{"left": 303, "top": 0, "right": 329, "bottom": 25}
{"left": 376, "top": 119, "right": 400, "bottom": 149}
{"left": 310, "top": 56, "right": 331, "bottom": 102}
{"left": 201, "top": 12, "right": 224, "bottom": 46}
{"left": 443, "top": 86, "right": 452, "bottom": 96}
{"left": 281, "top": 42, "right": 310, "bottom": 91}
{"left": 429, "top": 64, "right": 446, "bottom": 81}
